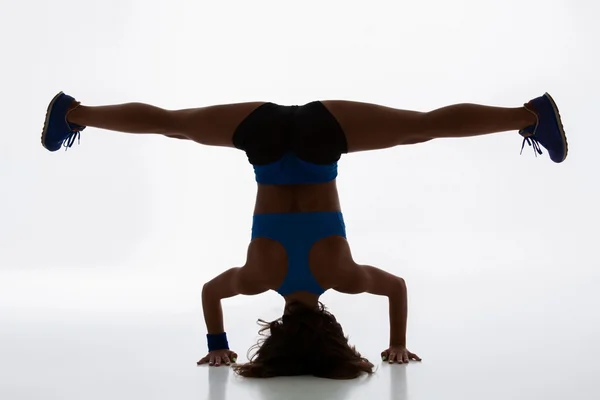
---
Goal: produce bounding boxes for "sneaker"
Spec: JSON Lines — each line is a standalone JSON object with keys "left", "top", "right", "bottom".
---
{"left": 519, "top": 92, "right": 568, "bottom": 163}
{"left": 41, "top": 92, "right": 86, "bottom": 152}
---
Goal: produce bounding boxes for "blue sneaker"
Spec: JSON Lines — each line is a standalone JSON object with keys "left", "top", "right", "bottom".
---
{"left": 519, "top": 92, "right": 568, "bottom": 163}
{"left": 41, "top": 92, "right": 86, "bottom": 152}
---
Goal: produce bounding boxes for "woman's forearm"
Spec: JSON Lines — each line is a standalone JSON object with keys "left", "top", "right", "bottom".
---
{"left": 388, "top": 279, "right": 408, "bottom": 347}
{"left": 202, "top": 285, "right": 226, "bottom": 335}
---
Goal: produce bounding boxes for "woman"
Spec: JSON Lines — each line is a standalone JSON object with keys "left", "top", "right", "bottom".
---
{"left": 41, "top": 91, "right": 567, "bottom": 379}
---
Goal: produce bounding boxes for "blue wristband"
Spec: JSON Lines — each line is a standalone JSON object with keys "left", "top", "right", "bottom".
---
{"left": 207, "top": 332, "right": 229, "bottom": 352}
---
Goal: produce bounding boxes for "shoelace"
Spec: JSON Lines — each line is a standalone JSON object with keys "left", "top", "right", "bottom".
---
{"left": 520, "top": 135, "right": 543, "bottom": 157}
{"left": 520, "top": 104, "right": 543, "bottom": 157}
{"left": 62, "top": 130, "right": 81, "bottom": 150}
{"left": 63, "top": 103, "right": 83, "bottom": 150}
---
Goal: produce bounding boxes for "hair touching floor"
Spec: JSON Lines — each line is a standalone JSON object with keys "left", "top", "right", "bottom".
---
{"left": 232, "top": 301, "right": 374, "bottom": 379}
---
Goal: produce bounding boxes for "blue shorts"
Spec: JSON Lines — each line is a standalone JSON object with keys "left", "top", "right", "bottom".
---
{"left": 251, "top": 211, "right": 347, "bottom": 296}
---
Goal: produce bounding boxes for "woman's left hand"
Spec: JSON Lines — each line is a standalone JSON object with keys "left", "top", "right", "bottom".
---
{"left": 381, "top": 346, "right": 421, "bottom": 364}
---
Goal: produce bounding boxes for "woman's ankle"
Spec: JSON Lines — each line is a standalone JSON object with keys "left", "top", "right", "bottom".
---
{"left": 66, "top": 102, "right": 85, "bottom": 126}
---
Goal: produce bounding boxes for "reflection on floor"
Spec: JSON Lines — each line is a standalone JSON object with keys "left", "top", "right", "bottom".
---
{"left": 2, "top": 277, "right": 599, "bottom": 400}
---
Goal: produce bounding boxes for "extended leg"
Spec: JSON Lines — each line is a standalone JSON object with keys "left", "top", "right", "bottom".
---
{"left": 41, "top": 91, "right": 267, "bottom": 152}
{"left": 67, "top": 101, "right": 267, "bottom": 147}
{"left": 321, "top": 100, "right": 536, "bottom": 152}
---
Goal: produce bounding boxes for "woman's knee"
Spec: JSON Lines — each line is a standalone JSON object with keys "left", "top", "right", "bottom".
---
{"left": 170, "top": 103, "right": 266, "bottom": 147}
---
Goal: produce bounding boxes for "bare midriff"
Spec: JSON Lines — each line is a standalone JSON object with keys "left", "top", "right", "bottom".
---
{"left": 253, "top": 180, "right": 342, "bottom": 215}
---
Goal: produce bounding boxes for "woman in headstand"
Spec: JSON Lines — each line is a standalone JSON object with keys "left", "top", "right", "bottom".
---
{"left": 41, "top": 91, "right": 567, "bottom": 379}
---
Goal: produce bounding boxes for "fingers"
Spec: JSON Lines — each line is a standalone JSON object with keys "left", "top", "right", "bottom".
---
{"left": 200, "top": 355, "right": 220, "bottom": 367}
{"left": 197, "top": 356, "right": 209, "bottom": 365}
{"left": 381, "top": 350, "right": 389, "bottom": 363}
{"left": 224, "top": 351, "right": 239, "bottom": 365}
{"left": 389, "top": 351, "right": 397, "bottom": 364}
{"left": 381, "top": 350, "right": 401, "bottom": 363}
{"left": 198, "top": 351, "right": 239, "bottom": 367}
{"left": 402, "top": 352, "right": 409, "bottom": 363}
{"left": 381, "top": 349, "right": 422, "bottom": 364}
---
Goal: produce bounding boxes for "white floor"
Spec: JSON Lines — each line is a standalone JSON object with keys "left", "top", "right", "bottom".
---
{"left": 2, "top": 264, "right": 599, "bottom": 400}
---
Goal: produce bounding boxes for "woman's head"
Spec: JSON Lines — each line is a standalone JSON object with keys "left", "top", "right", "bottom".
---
{"left": 233, "top": 301, "right": 374, "bottom": 379}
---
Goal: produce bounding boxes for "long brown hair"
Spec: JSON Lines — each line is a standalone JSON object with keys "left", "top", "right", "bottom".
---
{"left": 233, "top": 301, "right": 374, "bottom": 379}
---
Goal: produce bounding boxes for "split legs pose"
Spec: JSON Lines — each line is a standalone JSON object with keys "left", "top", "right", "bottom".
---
{"left": 40, "top": 91, "right": 568, "bottom": 375}
{"left": 41, "top": 92, "right": 568, "bottom": 162}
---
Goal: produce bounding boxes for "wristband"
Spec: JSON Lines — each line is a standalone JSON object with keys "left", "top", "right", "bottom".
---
{"left": 207, "top": 332, "right": 229, "bottom": 352}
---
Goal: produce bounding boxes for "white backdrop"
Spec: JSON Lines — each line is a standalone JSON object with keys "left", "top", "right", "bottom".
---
{"left": 1, "top": 0, "right": 599, "bottom": 399}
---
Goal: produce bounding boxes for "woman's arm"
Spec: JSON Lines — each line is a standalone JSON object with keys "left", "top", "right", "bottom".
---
{"left": 202, "top": 266, "right": 269, "bottom": 334}
{"left": 333, "top": 264, "right": 408, "bottom": 347}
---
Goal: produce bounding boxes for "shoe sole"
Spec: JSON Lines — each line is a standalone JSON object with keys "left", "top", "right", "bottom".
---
{"left": 41, "top": 91, "right": 64, "bottom": 151}
{"left": 544, "top": 92, "right": 568, "bottom": 163}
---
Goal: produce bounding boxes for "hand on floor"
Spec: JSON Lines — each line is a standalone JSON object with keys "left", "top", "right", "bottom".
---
{"left": 381, "top": 346, "right": 421, "bottom": 364}
{"left": 197, "top": 349, "right": 238, "bottom": 367}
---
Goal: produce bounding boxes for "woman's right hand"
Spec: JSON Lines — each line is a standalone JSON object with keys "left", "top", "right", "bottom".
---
{"left": 381, "top": 346, "right": 421, "bottom": 364}
{"left": 197, "top": 349, "right": 239, "bottom": 367}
